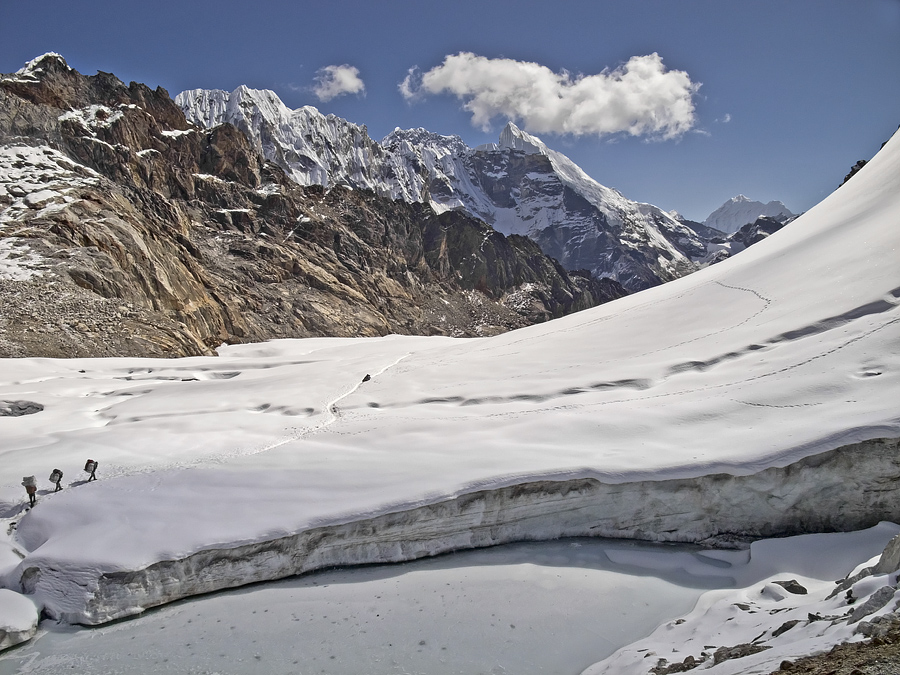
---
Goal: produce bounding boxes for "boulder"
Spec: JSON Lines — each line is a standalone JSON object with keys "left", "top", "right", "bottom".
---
{"left": 874, "top": 533, "right": 900, "bottom": 574}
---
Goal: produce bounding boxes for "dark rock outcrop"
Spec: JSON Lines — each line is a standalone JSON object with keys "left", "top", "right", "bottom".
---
{"left": 841, "top": 159, "right": 868, "bottom": 186}
{"left": 0, "top": 55, "right": 625, "bottom": 358}
{"left": 730, "top": 215, "right": 788, "bottom": 248}
{"left": 0, "top": 400, "right": 43, "bottom": 417}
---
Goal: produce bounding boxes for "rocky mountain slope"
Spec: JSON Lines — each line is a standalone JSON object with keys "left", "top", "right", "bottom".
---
{"left": 683, "top": 215, "right": 790, "bottom": 266}
{"left": 177, "top": 86, "right": 706, "bottom": 292}
{"left": 0, "top": 54, "right": 624, "bottom": 358}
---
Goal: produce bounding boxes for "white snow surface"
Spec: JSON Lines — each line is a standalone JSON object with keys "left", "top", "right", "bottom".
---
{"left": 0, "top": 589, "right": 38, "bottom": 651}
{"left": 0, "top": 589, "right": 36, "bottom": 629}
{"left": 704, "top": 194, "right": 795, "bottom": 234}
{"left": 0, "top": 128, "right": 898, "bottom": 662}
{"left": 588, "top": 523, "right": 900, "bottom": 674}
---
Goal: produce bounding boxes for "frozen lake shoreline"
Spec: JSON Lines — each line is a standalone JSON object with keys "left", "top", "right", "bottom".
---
{"left": 4, "top": 530, "right": 896, "bottom": 675}
{"left": 0, "top": 524, "right": 900, "bottom": 675}
{"left": 2, "top": 538, "right": 709, "bottom": 675}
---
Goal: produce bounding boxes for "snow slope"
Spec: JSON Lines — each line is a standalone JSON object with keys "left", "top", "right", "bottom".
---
{"left": 0, "top": 126, "right": 898, "bottom": 644}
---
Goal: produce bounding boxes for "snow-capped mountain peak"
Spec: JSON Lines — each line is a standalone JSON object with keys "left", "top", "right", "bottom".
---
{"left": 178, "top": 88, "right": 704, "bottom": 290}
{"left": 16, "top": 52, "right": 69, "bottom": 76}
{"left": 704, "top": 194, "right": 795, "bottom": 234}
{"left": 1, "top": 53, "right": 72, "bottom": 85}
{"left": 177, "top": 86, "right": 385, "bottom": 189}
{"left": 498, "top": 121, "right": 546, "bottom": 155}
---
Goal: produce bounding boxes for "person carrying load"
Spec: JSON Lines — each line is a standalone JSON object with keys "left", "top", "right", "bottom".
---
{"left": 22, "top": 476, "right": 37, "bottom": 507}
{"left": 84, "top": 459, "right": 98, "bottom": 482}
{"left": 49, "top": 468, "right": 63, "bottom": 492}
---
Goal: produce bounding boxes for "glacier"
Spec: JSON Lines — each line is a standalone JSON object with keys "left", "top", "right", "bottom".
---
{"left": 0, "top": 120, "right": 897, "bottom": 634}
{"left": 13, "top": 438, "right": 900, "bottom": 626}
{"left": 3, "top": 529, "right": 897, "bottom": 675}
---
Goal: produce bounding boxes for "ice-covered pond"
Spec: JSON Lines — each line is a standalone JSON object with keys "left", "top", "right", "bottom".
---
{"left": 2, "top": 523, "right": 897, "bottom": 675}
{"left": 0, "top": 537, "right": 736, "bottom": 675}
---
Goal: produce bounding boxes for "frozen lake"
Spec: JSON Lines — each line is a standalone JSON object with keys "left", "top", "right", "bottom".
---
{"left": 0, "top": 538, "right": 738, "bottom": 675}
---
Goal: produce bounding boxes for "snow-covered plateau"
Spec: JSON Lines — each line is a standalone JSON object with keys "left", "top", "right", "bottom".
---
{"left": 0, "top": 121, "right": 898, "bottom": 671}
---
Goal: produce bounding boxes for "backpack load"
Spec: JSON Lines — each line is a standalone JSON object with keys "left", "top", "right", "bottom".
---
{"left": 49, "top": 469, "right": 62, "bottom": 483}
{"left": 22, "top": 476, "right": 36, "bottom": 487}
{"left": 84, "top": 459, "right": 96, "bottom": 473}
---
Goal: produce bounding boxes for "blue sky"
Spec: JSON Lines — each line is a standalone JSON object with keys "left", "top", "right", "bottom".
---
{"left": 2, "top": 0, "right": 898, "bottom": 221}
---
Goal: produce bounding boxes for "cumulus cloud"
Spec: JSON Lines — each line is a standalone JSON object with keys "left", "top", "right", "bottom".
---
{"left": 400, "top": 52, "right": 700, "bottom": 139}
{"left": 313, "top": 64, "right": 365, "bottom": 102}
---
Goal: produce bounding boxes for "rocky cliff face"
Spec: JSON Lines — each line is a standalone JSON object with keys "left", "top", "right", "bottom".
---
{"left": 178, "top": 86, "right": 705, "bottom": 292}
{"left": 0, "top": 55, "right": 624, "bottom": 358}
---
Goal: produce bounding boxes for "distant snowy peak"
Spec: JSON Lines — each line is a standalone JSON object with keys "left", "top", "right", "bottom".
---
{"left": 704, "top": 194, "right": 794, "bottom": 234}
{"left": 382, "top": 126, "right": 468, "bottom": 153}
{"left": 15, "top": 52, "right": 70, "bottom": 76}
{"left": 177, "top": 86, "right": 384, "bottom": 189}
{"left": 498, "top": 122, "right": 546, "bottom": 155}
{"left": 176, "top": 86, "right": 294, "bottom": 130}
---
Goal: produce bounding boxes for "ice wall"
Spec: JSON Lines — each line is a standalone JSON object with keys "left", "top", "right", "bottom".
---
{"left": 18, "top": 437, "right": 900, "bottom": 625}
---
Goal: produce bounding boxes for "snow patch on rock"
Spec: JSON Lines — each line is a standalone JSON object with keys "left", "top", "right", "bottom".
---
{"left": 586, "top": 523, "right": 900, "bottom": 675}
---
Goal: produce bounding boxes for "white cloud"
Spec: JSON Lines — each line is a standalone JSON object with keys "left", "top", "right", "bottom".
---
{"left": 718, "top": 113, "right": 732, "bottom": 123}
{"left": 400, "top": 52, "right": 700, "bottom": 140}
{"left": 398, "top": 67, "right": 423, "bottom": 101}
{"left": 312, "top": 64, "right": 365, "bottom": 102}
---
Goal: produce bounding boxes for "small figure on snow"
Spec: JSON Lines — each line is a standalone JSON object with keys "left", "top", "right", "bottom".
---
{"left": 22, "top": 476, "right": 37, "bottom": 507}
{"left": 84, "top": 459, "right": 98, "bottom": 482}
{"left": 362, "top": 373, "right": 371, "bottom": 382}
{"left": 49, "top": 468, "right": 63, "bottom": 492}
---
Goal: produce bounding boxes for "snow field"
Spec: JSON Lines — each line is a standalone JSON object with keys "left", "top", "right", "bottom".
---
{"left": 0, "top": 99, "right": 898, "bottom": 672}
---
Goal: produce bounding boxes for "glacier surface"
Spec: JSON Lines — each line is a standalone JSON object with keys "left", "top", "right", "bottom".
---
{"left": 0, "top": 119, "right": 897, "bottom": 671}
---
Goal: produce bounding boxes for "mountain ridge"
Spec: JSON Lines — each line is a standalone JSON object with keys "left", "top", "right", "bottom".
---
{"left": 704, "top": 194, "right": 795, "bottom": 234}
{"left": 0, "top": 54, "right": 624, "bottom": 358}
{"left": 177, "top": 86, "right": 707, "bottom": 292}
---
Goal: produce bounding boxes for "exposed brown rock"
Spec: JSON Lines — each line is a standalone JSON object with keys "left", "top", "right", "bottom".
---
{"left": 0, "top": 56, "right": 625, "bottom": 358}
{"left": 768, "top": 615, "right": 900, "bottom": 675}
